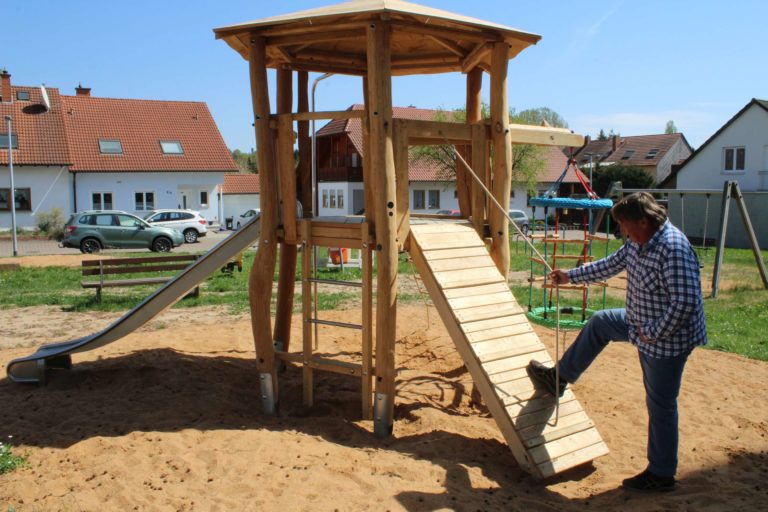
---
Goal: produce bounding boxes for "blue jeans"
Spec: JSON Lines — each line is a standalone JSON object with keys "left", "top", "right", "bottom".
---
{"left": 558, "top": 308, "right": 691, "bottom": 478}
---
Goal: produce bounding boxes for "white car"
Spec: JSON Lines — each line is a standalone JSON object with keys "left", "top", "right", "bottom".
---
{"left": 508, "top": 209, "right": 530, "bottom": 235}
{"left": 143, "top": 209, "right": 208, "bottom": 243}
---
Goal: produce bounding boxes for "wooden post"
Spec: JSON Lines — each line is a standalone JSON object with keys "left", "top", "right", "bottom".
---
{"left": 711, "top": 181, "right": 732, "bottom": 298}
{"left": 362, "top": 77, "right": 374, "bottom": 227}
{"left": 366, "top": 18, "right": 398, "bottom": 437}
{"left": 467, "top": 67, "right": 485, "bottom": 235}
{"left": 731, "top": 182, "right": 768, "bottom": 289}
{"left": 248, "top": 35, "right": 279, "bottom": 412}
{"left": 393, "top": 120, "right": 410, "bottom": 249}
{"left": 489, "top": 42, "right": 512, "bottom": 277}
{"left": 274, "top": 69, "right": 298, "bottom": 355}
{"left": 297, "top": 71, "right": 313, "bottom": 217}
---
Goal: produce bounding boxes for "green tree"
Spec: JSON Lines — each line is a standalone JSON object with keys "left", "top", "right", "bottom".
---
{"left": 590, "top": 163, "right": 655, "bottom": 198}
{"left": 665, "top": 120, "right": 678, "bottom": 134}
{"left": 230, "top": 149, "right": 258, "bottom": 173}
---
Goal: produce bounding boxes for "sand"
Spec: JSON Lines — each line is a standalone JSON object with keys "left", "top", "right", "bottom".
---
{"left": 1, "top": 300, "right": 766, "bottom": 511}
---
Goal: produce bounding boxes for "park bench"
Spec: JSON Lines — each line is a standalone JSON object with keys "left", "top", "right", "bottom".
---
{"left": 81, "top": 254, "right": 200, "bottom": 300}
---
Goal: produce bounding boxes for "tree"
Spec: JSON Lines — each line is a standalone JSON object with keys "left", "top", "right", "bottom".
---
{"left": 230, "top": 148, "right": 258, "bottom": 173}
{"left": 590, "top": 163, "right": 655, "bottom": 198}
{"left": 409, "top": 105, "right": 569, "bottom": 195}
{"left": 597, "top": 129, "right": 608, "bottom": 141}
{"left": 665, "top": 120, "right": 678, "bottom": 134}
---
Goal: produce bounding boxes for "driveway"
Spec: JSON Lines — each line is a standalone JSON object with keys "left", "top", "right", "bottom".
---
{"left": 0, "top": 228, "right": 243, "bottom": 258}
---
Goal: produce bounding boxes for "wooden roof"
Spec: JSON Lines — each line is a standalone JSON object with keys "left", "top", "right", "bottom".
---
{"left": 214, "top": 0, "right": 541, "bottom": 76}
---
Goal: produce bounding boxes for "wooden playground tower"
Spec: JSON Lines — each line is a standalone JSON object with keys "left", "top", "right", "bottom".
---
{"left": 213, "top": 1, "right": 603, "bottom": 476}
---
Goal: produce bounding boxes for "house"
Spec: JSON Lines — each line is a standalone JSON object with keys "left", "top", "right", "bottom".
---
{"left": 221, "top": 173, "right": 260, "bottom": 225}
{"left": 0, "top": 70, "right": 237, "bottom": 229}
{"left": 315, "top": 104, "right": 587, "bottom": 218}
{"left": 658, "top": 98, "right": 768, "bottom": 248}
{"left": 574, "top": 133, "right": 693, "bottom": 184}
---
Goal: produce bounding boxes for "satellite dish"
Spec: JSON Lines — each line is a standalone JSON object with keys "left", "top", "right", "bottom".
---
{"left": 40, "top": 85, "right": 51, "bottom": 112}
{"left": 21, "top": 85, "right": 51, "bottom": 115}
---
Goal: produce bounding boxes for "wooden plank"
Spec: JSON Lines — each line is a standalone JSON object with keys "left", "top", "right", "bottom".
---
{"left": 311, "top": 224, "right": 364, "bottom": 240}
{"left": 461, "top": 42, "right": 492, "bottom": 73}
{"left": 528, "top": 427, "right": 604, "bottom": 465}
{"left": 505, "top": 390, "right": 576, "bottom": 415}
{"left": 396, "top": 119, "right": 474, "bottom": 142}
{"left": 460, "top": 312, "right": 528, "bottom": 333}
{"left": 277, "top": 112, "right": 298, "bottom": 241}
{"left": 81, "top": 277, "right": 168, "bottom": 288}
{"left": 472, "top": 335, "right": 540, "bottom": 360}
{"left": 536, "top": 442, "right": 610, "bottom": 479}
{"left": 394, "top": 119, "right": 410, "bottom": 250}
{"left": 523, "top": 419, "right": 596, "bottom": 449}
{"left": 291, "top": 109, "right": 365, "bottom": 122}
{"left": 466, "top": 321, "right": 534, "bottom": 342}
{"left": 442, "top": 281, "right": 511, "bottom": 299}
{"left": 481, "top": 347, "right": 550, "bottom": 371}
{"left": 448, "top": 291, "right": 515, "bottom": 310}
{"left": 308, "top": 236, "right": 364, "bottom": 249}
{"left": 82, "top": 255, "right": 197, "bottom": 266}
{"left": 427, "top": 34, "right": 467, "bottom": 57}
{"left": 518, "top": 410, "right": 593, "bottom": 442}
{"left": 408, "top": 222, "right": 474, "bottom": 234}
{"left": 361, "top": 222, "right": 373, "bottom": 420}
{"left": 454, "top": 302, "right": 526, "bottom": 323}
{"left": 507, "top": 123, "right": 585, "bottom": 148}
{"left": 297, "top": 71, "right": 312, "bottom": 216}
{"left": 428, "top": 256, "right": 497, "bottom": 273}
{"left": 412, "top": 231, "right": 484, "bottom": 250}
{"left": 433, "top": 267, "right": 504, "bottom": 288}
{"left": 81, "top": 263, "right": 192, "bottom": 276}
{"left": 466, "top": 67, "right": 483, "bottom": 235}
{"left": 420, "top": 246, "right": 489, "bottom": 261}
{"left": 513, "top": 399, "right": 584, "bottom": 431}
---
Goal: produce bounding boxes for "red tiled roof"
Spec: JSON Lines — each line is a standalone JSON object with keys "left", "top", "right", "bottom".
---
{"left": 575, "top": 133, "right": 690, "bottom": 167}
{"left": 0, "top": 85, "right": 71, "bottom": 166}
{"left": 540, "top": 146, "right": 587, "bottom": 183}
{"left": 222, "top": 173, "right": 260, "bottom": 194}
{"left": 60, "top": 95, "right": 238, "bottom": 172}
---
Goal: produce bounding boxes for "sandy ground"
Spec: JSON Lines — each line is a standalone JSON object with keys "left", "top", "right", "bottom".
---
{"left": 1, "top": 299, "right": 766, "bottom": 512}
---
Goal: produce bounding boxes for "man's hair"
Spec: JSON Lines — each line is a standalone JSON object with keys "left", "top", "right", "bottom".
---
{"left": 611, "top": 192, "right": 667, "bottom": 229}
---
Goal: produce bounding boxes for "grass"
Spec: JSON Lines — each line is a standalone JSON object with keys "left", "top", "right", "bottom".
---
{"left": 0, "top": 438, "right": 26, "bottom": 475}
{"left": 0, "top": 238, "right": 765, "bottom": 360}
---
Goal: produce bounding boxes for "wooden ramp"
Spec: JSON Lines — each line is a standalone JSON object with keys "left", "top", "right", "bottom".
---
{"left": 407, "top": 221, "right": 609, "bottom": 478}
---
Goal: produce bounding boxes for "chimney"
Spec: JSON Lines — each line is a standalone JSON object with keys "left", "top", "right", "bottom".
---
{"left": 611, "top": 135, "right": 620, "bottom": 152}
{"left": 75, "top": 83, "right": 91, "bottom": 97}
{"left": 1, "top": 69, "right": 11, "bottom": 103}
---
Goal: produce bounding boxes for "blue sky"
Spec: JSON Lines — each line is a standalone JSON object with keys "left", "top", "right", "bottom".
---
{"left": 2, "top": 0, "right": 766, "bottom": 151}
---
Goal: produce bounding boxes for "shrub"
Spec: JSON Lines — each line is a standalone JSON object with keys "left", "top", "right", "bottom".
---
{"left": 0, "top": 438, "right": 26, "bottom": 475}
{"left": 36, "top": 208, "right": 67, "bottom": 241}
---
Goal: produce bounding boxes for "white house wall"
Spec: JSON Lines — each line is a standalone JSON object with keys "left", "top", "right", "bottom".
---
{"left": 678, "top": 103, "right": 768, "bottom": 191}
{"left": 75, "top": 172, "right": 223, "bottom": 222}
{"left": 0, "top": 165, "right": 70, "bottom": 230}
{"left": 222, "top": 194, "right": 260, "bottom": 225}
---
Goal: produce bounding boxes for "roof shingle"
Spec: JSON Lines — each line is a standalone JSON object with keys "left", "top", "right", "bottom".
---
{"left": 222, "top": 173, "right": 260, "bottom": 194}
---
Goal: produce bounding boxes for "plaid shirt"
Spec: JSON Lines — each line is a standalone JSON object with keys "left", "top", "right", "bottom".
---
{"left": 568, "top": 220, "right": 707, "bottom": 358}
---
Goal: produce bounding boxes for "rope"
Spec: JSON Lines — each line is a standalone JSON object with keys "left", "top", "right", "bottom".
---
{"left": 442, "top": 135, "right": 563, "bottom": 421}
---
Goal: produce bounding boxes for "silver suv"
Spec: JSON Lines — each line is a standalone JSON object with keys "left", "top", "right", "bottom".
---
{"left": 144, "top": 209, "right": 208, "bottom": 243}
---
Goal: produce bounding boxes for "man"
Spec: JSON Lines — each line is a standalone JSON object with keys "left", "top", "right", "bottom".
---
{"left": 527, "top": 192, "right": 707, "bottom": 492}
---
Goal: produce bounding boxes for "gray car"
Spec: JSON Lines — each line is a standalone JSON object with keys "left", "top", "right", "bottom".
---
{"left": 61, "top": 210, "right": 185, "bottom": 253}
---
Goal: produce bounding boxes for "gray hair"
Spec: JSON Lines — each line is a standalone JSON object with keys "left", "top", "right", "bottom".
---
{"left": 611, "top": 192, "right": 667, "bottom": 229}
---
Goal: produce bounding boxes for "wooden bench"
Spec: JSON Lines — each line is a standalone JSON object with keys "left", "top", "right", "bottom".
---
{"left": 81, "top": 254, "right": 201, "bottom": 300}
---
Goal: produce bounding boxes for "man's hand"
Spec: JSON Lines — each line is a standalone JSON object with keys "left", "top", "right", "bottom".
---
{"left": 549, "top": 270, "right": 570, "bottom": 285}
{"left": 636, "top": 325, "right": 655, "bottom": 344}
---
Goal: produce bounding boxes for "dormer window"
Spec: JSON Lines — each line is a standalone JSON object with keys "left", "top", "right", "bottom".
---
{"left": 621, "top": 150, "right": 635, "bottom": 160}
{"left": 645, "top": 149, "right": 659, "bottom": 159}
{"left": 99, "top": 139, "right": 123, "bottom": 154}
{"left": 0, "top": 133, "right": 18, "bottom": 149}
{"left": 16, "top": 91, "right": 30, "bottom": 101}
{"left": 160, "top": 141, "right": 183, "bottom": 154}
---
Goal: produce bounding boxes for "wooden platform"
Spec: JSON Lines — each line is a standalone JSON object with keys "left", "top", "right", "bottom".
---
{"left": 407, "top": 221, "right": 609, "bottom": 478}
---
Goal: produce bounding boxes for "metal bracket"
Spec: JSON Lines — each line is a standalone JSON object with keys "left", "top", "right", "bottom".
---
{"left": 259, "top": 372, "right": 276, "bottom": 413}
{"left": 373, "top": 392, "right": 393, "bottom": 437}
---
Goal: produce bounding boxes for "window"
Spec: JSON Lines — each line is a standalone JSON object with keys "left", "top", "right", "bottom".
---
{"left": 0, "top": 133, "right": 18, "bottom": 149}
{"left": 329, "top": 190, "right": 337, "bottom": 208}
{"left": 645, "top": 149, "right": 659, "bottom": 159}
{"left": 16, "top": 91, "right": 30, "bottom": 101}
{"left": 337, "top": 190, "right": 344, "bottom": 209}
{"left": 135, "top": 192, "right": 155, "bottom": 211}
{"left": 200, "top": 190, "right": 208, "bottom": 206}
{"left": 0, "top": 188, "right": 31, "bottom": 211}
{"left": 95, "top": 214, "right": 116, "bottom": 226}
{"left": 99, "top": 140, "right": 123, "bottom": 154}
{"left": 92, "top": 192, "right": 113, "bottom": 210}
{"left": 621, "top": 150, "right": 635, "bottom": 160}
{"left": 160, "top": 141, "right": 184, "bottom": 154}
{"left": 117, "top": 214, "right": 142, "bottom": 228}
{"left": 428, "top": 190, "right": 440, "bottom": 209}
{"left": 413, "top": 190, "right": 425, "bottom": 210}
{"left": 322, "top": 190, "right": 329, "bottom": 208}
{"left": 723, "top": 147, "right": 746, "bottom": 172}
{"left": 351, "top": 153, "right": 360, "bottom": 167}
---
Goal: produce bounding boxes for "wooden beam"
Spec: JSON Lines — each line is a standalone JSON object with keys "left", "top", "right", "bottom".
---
{"left": 506, "top": 123, "right": 585, "bottom": 147}
{"left": 461, "top": 43, "right": 492, "bottom": 73}
{"left": 468, "top": 68, "right": 486, "bottom": 236}
{"left": 362, "top": 77, "right": 374, "bottom": 227}
{"left": 274, "top": 70, "right": 298, "bottom": 358}
{"left": 391, "top": 54, "right": 461, "bottom": 67}
{"left": 288, "top": 60, "right": 366, "bottom": 76}
{"left": 393, "top": 120, "right": 410, "bottom": 250}
{"left": 361, "top": 221, "right": 373, "bottom": 420}
{"left": 297, "top": 71, "right": 312, "bottom": 216}
{"left": 248, "top": 35, "right": 279, "bottom": 410}
{"left": 390, "top": 20, "right": 500, "bottom": 45}
{"left": 293, "top": 48, "right": 367, "bottom": 68}
{"left": 267, "top": 28, "right": 365, "bottom": 47}
{"left": 489, "top": 42, "right": 512, "bottom": 277}
{"left": 427, "top": 35, "right": 466, "bottom": 57}
{"left": 367, "top": 19, "right": 399, "bottom": 437}
{"left": 301, "top": 220, "right": 314, "bottom": 406}
{"left": 289, "top": 110, "right": 365, "bottom": 122}
{"left": 396, "top": 119, "right": 474, "bottom": 142}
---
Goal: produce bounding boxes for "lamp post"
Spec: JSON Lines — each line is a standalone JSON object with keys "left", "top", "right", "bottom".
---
{"left": 311, "top": 72, "right": 333, "bottom": 216}
{"left": 4, "top": 115, "right": 18, "bottom": 256}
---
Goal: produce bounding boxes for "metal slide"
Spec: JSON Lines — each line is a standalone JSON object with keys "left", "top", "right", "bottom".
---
{"left": 6, "top": 217, "right": 262, "bottom": 384}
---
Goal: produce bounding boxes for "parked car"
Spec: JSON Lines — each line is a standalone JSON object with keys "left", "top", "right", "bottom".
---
{"left": 61, "top": 211, "right": 185, "bottom": 253}
{"left": 236, "top": 208, "right": 261, "bottom": 229}
{"left": 508, "top": 209, "right": 530, "bottom": 235}
{"left": 143, "top": 209, "right": 208, "bottom": 243}
{"left": 436, "top": 209, "right": 461, "bottom": 216}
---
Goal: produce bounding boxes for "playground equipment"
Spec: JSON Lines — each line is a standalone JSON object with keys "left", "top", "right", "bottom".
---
{"left": 616, "top": 181, "right": 767, "bottom": 298}
{"left": 9, "top": 0, "right": 611, "bottom": 478}
{"left": 526, "top": 160, "right": 613, "bottom": 328}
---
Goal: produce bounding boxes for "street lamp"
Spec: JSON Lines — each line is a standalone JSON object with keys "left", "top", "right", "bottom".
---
{"left": 5, "top": 85, "right": 50, "bottom": 257}
{"left": 311, "top": 72, "right": 333, "bottom": 217}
